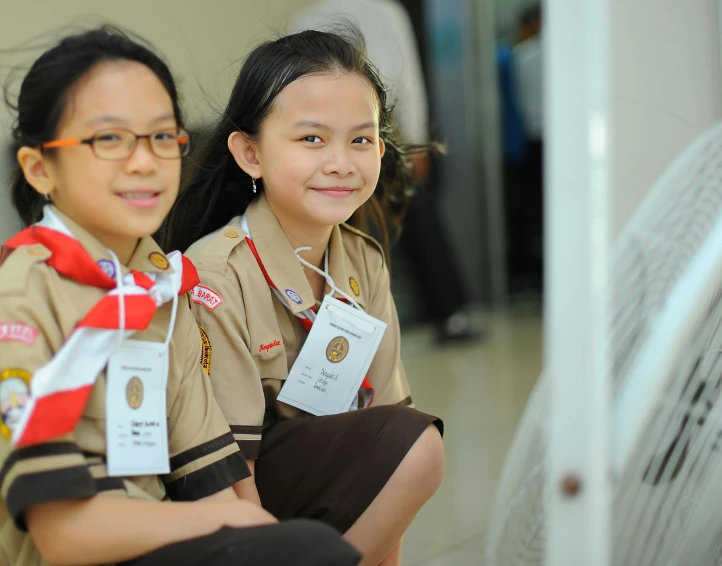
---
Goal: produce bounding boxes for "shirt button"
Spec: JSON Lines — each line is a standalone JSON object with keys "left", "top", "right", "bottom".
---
{"left": 225, "top": 230, "right": 238, "bottom": 239}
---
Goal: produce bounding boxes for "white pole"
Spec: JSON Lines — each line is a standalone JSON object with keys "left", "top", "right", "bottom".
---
{"left": 545, "top": 0, "right": 612, "bottom": 564}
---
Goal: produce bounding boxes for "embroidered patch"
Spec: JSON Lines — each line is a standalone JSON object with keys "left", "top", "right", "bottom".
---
{"left": 199, "top": 326, "right": 212, "bottom": 374}
{"left": 0, "top": 369, "right": 31, "bottom": 440}
{"left": 97, "top": 259, "right": 116, "bottom": 279}
{"left": 349, "top": 277, "right": 360, "bottom": 296}
{"left": 126, "top": 376, "right": 144, "bottom": 410}
{"left": 0, "top": 323, "right": 39, "bottom": 346}
{"left": 148, "top": 252, "right": 169, "bottom": 270}
{"left": 326, "top": 336, "right": 349, "bottom": 363}
{"left": 258, "top": 339, "right": 281, "bottom": 354}
{"left": 191, "top": 285, "right": 223, "bottom": 311}
{"left": 285, "top": 289, "right": 303, "bottom": 305}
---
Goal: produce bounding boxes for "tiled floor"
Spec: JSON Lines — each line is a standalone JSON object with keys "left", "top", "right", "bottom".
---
{"left": 399, "top": 309, "right": 542, "bottom": 565}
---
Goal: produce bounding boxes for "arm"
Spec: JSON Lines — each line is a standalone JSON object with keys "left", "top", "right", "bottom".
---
{"left": 233, "top": 459, "right": 263, "bottom": 506}
{"left": 27, "top": 493, "right": 276, "bottom": 566}
{"left": 190, "top": 266, "right": 268, "bottom": 460}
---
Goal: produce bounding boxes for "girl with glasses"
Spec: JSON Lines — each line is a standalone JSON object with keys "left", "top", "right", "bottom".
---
{"left": 0, "top": 26, "right": 359, "bottom": 566}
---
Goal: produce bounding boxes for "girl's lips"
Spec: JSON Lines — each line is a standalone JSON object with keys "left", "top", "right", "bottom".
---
{"left": 311, "top": 187, "right": 355, "bottom": 198}
{"left": 117, "top": 191, "right": 161, "bottom": 208}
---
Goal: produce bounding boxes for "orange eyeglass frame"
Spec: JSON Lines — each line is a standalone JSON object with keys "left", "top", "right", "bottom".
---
{"left": 40, "top": 135, "right": 191, "bottom": 149}
{"left": 38, "top": 129, "right": 191, "bottom": 158}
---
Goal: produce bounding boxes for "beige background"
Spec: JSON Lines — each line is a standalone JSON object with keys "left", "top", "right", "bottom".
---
{"left": 0, "top": 0, "right": 312, "bottom": 239}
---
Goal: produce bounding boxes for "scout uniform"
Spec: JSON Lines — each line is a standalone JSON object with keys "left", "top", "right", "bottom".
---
{"left": 186, "top": 194, "right": 442, "bottom": 532}
{"left": 0, "top": 207, "right": 244, "bottom": 566}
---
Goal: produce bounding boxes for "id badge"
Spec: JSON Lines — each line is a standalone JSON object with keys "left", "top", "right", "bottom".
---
{"left": 278, "top": 295, "right": 387, "bottom": 416}
{"left": 106, "top": 340, "right": 170, "bottom": 476}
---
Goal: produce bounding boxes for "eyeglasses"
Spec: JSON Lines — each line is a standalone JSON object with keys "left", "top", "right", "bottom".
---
{"left": 39, "top": 127, "right": 191, "bottom": 160}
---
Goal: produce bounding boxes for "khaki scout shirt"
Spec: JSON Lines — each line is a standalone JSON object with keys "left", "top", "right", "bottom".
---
{"left": 0, "top": 208, "right": 249, "bottom": 566}
{"left": 185, "top": 194, "right": 413, "bottom": 459}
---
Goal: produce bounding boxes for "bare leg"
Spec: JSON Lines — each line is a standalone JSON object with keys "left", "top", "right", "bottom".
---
{"left": 378, "top": 540, "right": 402, "bottom": 566}
{"left": 344, "top": 425, "right": 444, "bottom": 566}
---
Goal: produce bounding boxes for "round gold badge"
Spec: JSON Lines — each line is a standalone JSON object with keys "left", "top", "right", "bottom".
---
{"left": 349, "top": 277, "right": 360, "bottom": 297}
{"left": 126, "top": 376, "right": 144, "bottom": 410}
{"left": 326, "top": 336, "right": 350, "bottom": 364}
{"left": 148, "top": 252, "right": 169, "bottom": 270}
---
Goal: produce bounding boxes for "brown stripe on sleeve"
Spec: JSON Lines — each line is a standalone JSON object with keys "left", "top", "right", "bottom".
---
{"left": 164, "top": 449, "right": 249, "bottom": 501}
{"left": 7, "top": 465, "right": 96, "bottom": 531}
{"left": 0, "top": 442, "right": 83, "bottom": 485}
{"left": 169, "top": 432, "right": 237, "bottom": 473}
{"left": 229, "top": 425, "right": 263, "bottom": 459}
{"left": 94, "top": 477, "right": 126, "bottom": 493}
{"left": 396, "top": 396, "right": 413, "bottom": 407}
{"left": 235, "top": 439, "right": 261, "bottom": 459}
{"left": 229, "top": 425, "right": 263, "bottom": 435}
{"left": 1, "top": 442, "right": 97, "bottom": 531}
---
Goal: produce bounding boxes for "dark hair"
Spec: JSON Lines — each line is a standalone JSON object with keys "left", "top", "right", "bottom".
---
{"left": 520, "top": 4, "right": 542, "bottom": 27}
{"left": 165, "top": 29, "right": 432, "bottom": 257}
{"left": 7, "top": 26, "right": 183, "bottom": 226}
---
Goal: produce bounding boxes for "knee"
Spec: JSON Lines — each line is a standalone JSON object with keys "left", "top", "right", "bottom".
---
{"left": 401, "top": 425, "right": 445, "bottom": 497}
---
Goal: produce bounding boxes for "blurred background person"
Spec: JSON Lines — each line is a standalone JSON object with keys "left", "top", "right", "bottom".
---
{"left": 502, "top": 3, "right": 544, "bottom": 298}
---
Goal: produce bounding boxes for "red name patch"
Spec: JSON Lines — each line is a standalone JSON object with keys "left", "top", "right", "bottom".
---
{"left": 0, "top": 323, "right": 39, "bottom": 346}
{"left": 259, "top": 340, "right": 281, "bottom": 353}
{"left": 191, "top": 285, "right": 223, "bottom": 311}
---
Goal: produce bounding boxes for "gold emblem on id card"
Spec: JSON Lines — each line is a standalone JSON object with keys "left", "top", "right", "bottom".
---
{"left": 326, "top": 336, "right": 349, "bottom": 363}
{"left": 126, "top": 376, "right": 144, "bottom": 409}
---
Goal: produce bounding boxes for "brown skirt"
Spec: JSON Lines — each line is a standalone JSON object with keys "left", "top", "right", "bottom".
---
{"left": 120, "top": 521, "right": 360, "bottom": 566}
{"left": 255, "top": 405, "right": 443, "bottom": 533}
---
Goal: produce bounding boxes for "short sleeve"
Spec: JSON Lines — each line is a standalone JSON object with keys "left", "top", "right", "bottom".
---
{"left": 0, "top": 264, "right": 97, "bottom": 531}
{"left": 365, "top": 255, "right": 413, "bottom": 407}
{"left": 190, "top": 269, "right": 266, "bottom": 459}
{"left": 162, "top": 304, "right": 250, "bottom": 501}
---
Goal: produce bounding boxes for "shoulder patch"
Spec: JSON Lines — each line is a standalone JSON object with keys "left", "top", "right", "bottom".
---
{"left": 0, "top": 245, "right": 52, "bottom": 297}
{"left": 198, "top": 326, "right": 212, "bottom": 374}
{"left": 0, "top": 368, "right": 31, "bottom": 440}
{"left": 191, "top": 284, "right": 223, "bottom": 311}
{"left": 0, "top": 322, "right": 39, "bottom": 346}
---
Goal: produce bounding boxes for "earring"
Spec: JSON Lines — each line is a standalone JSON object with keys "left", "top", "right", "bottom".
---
{"left": 252, "top": 177, "right": 257, "bottom": 194}
{"left": 43, "top": 192, "right": 51, "bottom": 202}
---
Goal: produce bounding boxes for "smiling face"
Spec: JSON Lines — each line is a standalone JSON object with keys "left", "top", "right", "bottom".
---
{"left": 236, "top": 71, "right": 386, "bottom": 233}
{"left": 19, "top": 60, "right": 182, "bottom": 257}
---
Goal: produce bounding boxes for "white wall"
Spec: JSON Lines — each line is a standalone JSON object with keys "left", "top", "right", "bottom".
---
{"left": 610, "top": 0, "right": 722, "bottom": 233}
{"left": 0, "top": 0, "right": 312, "bottom": 240}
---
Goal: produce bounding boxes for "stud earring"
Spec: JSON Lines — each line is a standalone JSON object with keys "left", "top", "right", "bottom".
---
{"left": 252, "top": 177, "right": 257, "bottom": 194}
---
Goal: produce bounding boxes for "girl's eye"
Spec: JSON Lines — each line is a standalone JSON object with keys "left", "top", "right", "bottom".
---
{"left": 303, "top": 136, "right": 322, "bottom": 143}
{"left": 153, "top": 131, "right": 175, "bottom": 141}
{"left": 353, "top": 137, "right": 372, "bottom": 144}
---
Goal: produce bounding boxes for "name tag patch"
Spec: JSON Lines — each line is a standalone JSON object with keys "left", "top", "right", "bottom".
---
{"left": 191, "top": 285, "right": 223, "bottom": 311}
{"left": 0, "top": 323, "right": 39, "bottom": 346}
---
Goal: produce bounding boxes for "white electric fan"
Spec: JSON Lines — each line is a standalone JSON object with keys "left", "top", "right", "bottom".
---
{"left": 486, "top": 121, "right": 722, "bottom": 566}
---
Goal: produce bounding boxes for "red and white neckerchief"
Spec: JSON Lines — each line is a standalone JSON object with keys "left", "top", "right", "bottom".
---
{"left": 2, "top": 207, "right": 198, "bottom": 447}
{"left": 239, "top": 215, "right": 374, "bottom": 410}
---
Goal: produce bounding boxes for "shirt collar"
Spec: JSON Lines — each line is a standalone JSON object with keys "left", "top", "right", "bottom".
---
{"left": 245, "top": 195, "right": 314, "bottom": 313}
{"left": 327, "top": 225, "right": 366, "bottom": 310}
{"left": 245, "top": 195, "right": 366, "bottom": 312}
{"left": 50, "top": 206, "right": 174, "bottom": 277}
